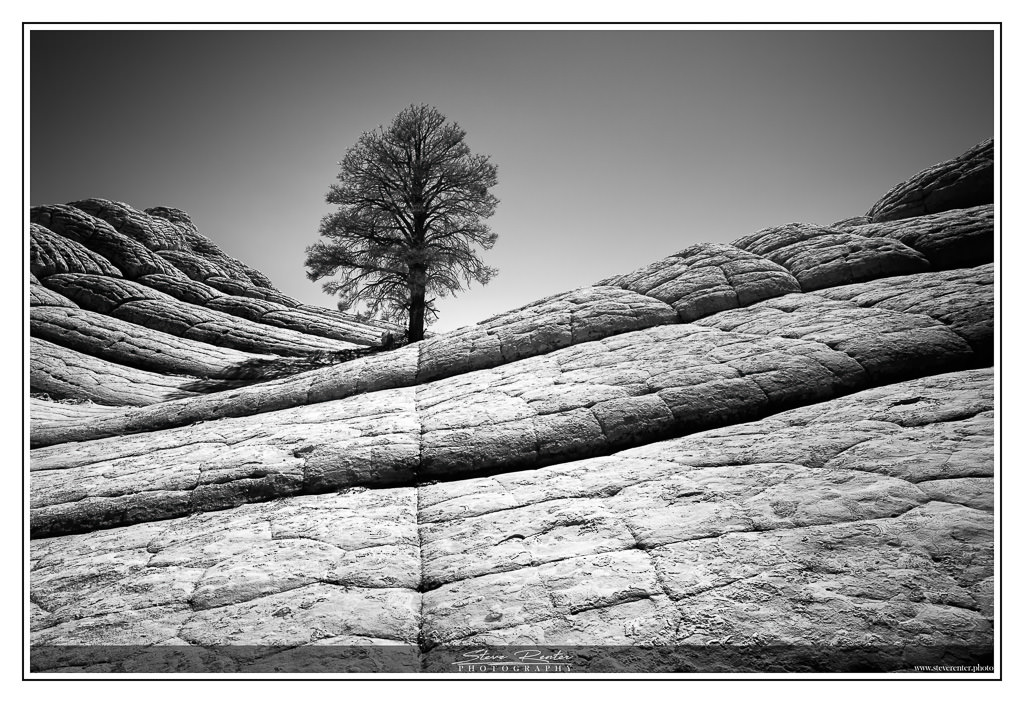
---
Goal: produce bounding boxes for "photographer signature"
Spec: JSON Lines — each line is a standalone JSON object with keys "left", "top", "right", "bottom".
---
{"left": 454, "top": 648, "right": 574, "bottom": 665}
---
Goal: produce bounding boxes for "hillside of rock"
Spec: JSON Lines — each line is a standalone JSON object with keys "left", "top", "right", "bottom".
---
{"left": 28, "top": 140, "right": 996, "bottom": 673}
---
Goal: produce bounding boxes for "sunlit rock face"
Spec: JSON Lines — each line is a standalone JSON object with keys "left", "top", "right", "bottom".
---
{"left": 29, "top": 141, "right": 995, "bottom": 673}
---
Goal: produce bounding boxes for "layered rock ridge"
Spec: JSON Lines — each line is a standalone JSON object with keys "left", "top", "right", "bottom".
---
{"left": 29, "top": 139, "right": 995, "bottom": 673}
{"left": 30, "top": 200, "right": 400, "bottom": 408}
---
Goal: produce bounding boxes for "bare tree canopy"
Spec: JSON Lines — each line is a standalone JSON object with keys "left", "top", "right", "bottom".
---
{"left": 305, "top": 104, "right": 499, "bottom": 342}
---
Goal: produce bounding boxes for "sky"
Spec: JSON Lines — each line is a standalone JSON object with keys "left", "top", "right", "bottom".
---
{"left": 29, "top": 28, "right": 995, "bottom": 332}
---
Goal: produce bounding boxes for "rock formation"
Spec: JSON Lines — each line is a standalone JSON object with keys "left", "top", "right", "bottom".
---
{"left": 28, "top": 140, "right": 996, "bottom": 673}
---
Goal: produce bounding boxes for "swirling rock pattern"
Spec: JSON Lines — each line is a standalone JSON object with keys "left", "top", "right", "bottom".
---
{"left": 28, "top": 140, "right": 996, "bottom": 673}
{"left": 30, "top": 224, "right": 123, "bottom": 278}
{"left": 31, "top": 338, "right": 202, "bottom": 406}
{"left": 30, "top": 201, "right": 392, "bottom": 348}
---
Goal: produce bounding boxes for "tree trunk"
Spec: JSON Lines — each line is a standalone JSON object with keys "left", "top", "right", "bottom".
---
{"left": 408, "top": 263, "right": 427, "bottom": 342}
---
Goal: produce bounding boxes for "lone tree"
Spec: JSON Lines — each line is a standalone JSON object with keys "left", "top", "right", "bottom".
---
{"left": 305, "top": 104, "right": 499, "bottom": 342}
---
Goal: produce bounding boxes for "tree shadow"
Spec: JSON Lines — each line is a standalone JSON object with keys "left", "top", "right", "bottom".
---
{"left": 174, "top": 333, "right": 408, "bottom": 396}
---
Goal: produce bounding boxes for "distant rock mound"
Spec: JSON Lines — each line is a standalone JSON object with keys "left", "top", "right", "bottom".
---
{"left": 866, "top": 138, "right": 994, "bottom": 222}
{"left": 29, "top": 141, "right": 995, "bottom": 673}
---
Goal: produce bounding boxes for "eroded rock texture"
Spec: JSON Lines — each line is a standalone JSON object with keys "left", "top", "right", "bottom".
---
{"left": 844, "top": 205, "right": 994, "bottom": 271}
{"left": 866, "top": 139, "right": 994, "bottom": 223}
{"left": 29, "top": 141, "right": 996, "bottom": 673}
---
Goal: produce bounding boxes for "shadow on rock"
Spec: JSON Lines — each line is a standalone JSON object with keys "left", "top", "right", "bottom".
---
{"left": 173, "top": 332, "right": 409, "bottom": 396}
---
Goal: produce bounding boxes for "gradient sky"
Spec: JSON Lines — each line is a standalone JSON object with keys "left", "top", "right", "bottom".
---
{"left": 30, "top": 28, "right": 994, "bottom": 332}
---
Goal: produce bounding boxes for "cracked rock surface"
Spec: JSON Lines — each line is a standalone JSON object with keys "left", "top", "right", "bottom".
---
{"left": 30, "top": 370, "right": 993, "bottom": 671}
{"left": 865, "top": 139, "right": 993, "bottom": 223}
{"left": 842, "top": 205, "right": 993, "bottom": 270}
{"left": 29, "top": 141, "right": 996, "bottom": 673}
